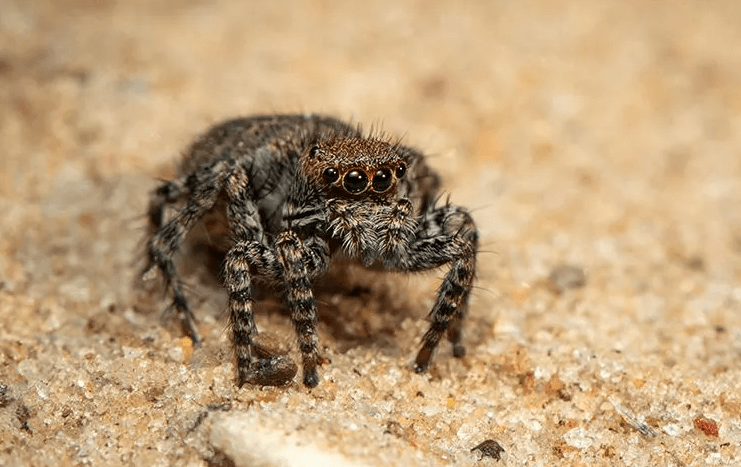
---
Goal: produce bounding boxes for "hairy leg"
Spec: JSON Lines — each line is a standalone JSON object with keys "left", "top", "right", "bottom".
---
{"left": 275, "top": 231, "right": 326, "bottom": 387}
{"left": 380, "top": 202, "right": 478, "bottom": 371}
{"left": 146, "top": 179, "right": 186, "bottom": 233}
{"left": 224, "top": 166, "right": 330, "bottom": 387}
{"left": 223, "top": 163, "right": 280, "bottom": 385}
{"left": 223, "top": 165, "right": 278, "bottom": 387}
{"left": 145, "top": 160, "right": 231, "bottom": 344}
{"left": 223, "top": 240, "right": 268, "bottom": 385}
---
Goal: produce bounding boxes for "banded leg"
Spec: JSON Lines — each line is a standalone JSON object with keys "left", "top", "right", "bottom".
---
{"left": 142, "top": 179, "right": 186, "bottom": 277}
{"left": 223, "top": 166, "right": 330, "bottom": 387}
{"left": 223, "top": 235, "right": 329, "bottom": 387}
{"left": 382, "top": 203, "right": 478, "bottom": 372}
{"left": 276, "top": 231, "right": 322, "bottom": 387}
{"left": 223, "top": 240, "right": 262, "bottom": 386}
{"left": 145, "top": 160, "right": 231, "bottom": 344}
{"left": 223, "top": 164, "right": 280, "bottom": 385}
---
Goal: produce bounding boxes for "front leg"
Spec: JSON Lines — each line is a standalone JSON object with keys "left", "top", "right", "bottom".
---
{"left": 275, "top": 231, "right": 326, "bottom": 387}
{"left": 223, "top": 164, "right": 296, "bottom": 386}
{"left": 382, "top": 203, "right": 478, "bottom": 372}
{"left": 223, "top": 240, "right": 273, "bottom": 386}
{"left": 224, "top": 164, "right": 329, "bottom": 387}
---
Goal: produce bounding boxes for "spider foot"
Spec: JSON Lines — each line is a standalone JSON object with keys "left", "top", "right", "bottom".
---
{"left": 302, "top": 367, "right": 320, "bottom": 388}
{"left": 452, "top": 343, "right": 466, "bottom": 358}
{"left": 413, "top": 347, "right": 433, "bottom": 373}
{"left": 173, "top": 289, "right": 202, "bottom": 346}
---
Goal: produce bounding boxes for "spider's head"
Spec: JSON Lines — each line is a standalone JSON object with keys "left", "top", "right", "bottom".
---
{"left": 302, "top": 139, "right": 407, "bottom": 199}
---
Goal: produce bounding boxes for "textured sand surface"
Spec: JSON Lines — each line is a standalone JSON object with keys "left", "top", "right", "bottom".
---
{"left": 2, "top": 1, "right": 741, "bottom": 466}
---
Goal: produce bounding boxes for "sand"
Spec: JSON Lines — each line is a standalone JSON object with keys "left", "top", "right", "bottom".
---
{"left": 1, "top": 1, "right": 740, "bottom": 465}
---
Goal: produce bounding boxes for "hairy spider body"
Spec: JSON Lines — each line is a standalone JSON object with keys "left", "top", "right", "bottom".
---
{"left": 144, "top": 114, "right": 478, "bottom": 387}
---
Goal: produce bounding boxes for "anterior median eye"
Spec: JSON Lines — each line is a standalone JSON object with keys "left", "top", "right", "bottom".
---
{"left": 372, "top": 168, "right": 393, "bottom": 193}
{"left": 323, "top": 167, "right": 339, "bottom": 184}
{"left": 343, "top": 169, "right": 368, "bottom": 194}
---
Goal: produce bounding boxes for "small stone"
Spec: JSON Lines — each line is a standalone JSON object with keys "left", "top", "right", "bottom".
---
{"left": 694, "top": 416, "right": 719, "bottom": 437}
{"left": 471, "top": 439, "right": 505, "bottom": 461}
{"left": 243, "top": 355, "right": 298, "bottom": 387}
{"left": 564, "top": 427, "right": 595, "bottom": 450}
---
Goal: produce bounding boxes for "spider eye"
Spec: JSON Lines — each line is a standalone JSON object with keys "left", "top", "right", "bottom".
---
{"left": 372, "top": 168, "right": 393, "bottom": 193}
{"left": 395, "top": 163, "right": 407, "bottom": 179}
{"left": 309, "top": 145, "right": 321, "bottom": 157}
{"left": 343, "top": 169, "right": 368, "bottom": 194}
{"left": 323, "top": 167, "right": 339, "bottom": 184}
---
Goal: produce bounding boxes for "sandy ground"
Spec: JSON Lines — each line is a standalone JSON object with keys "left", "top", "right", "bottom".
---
{"left": 1, "top": 0, "right": 741, "bottom": 465}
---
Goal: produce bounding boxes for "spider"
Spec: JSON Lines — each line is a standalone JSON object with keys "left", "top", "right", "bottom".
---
{"left": 143, "top": 114, "right": 478, "bottom": 387}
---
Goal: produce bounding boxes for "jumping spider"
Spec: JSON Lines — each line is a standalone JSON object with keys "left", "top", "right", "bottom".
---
{"left": 143, "top": 114, "right": 478, "bottom": 387}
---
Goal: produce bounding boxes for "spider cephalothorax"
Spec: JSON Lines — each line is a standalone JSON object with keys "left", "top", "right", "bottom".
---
{"left": 303, "top": 139, "right": 407, "bottom": 199}
{"left": 143, "top": 114, "right": 478, "bottom": 388}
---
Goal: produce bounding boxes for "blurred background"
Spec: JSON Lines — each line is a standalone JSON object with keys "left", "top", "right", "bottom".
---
{"left": 3, "top": 1, "right": 739, "bottom": 197}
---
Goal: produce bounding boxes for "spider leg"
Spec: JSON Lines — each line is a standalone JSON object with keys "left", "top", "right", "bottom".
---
{"left": 147, "top": 179, "right": 186, "bottom": 232}
{"left": 222, "top": 164, "right": 283, "bottom": 386}
{"left": 224, "top": 170, "right": 330, "bottom": 387}
{"left": 223, "top": 239, "right": 277, "bottom": 386}
{"left": 145, "top": 160, "right": 232, "bottom": 345}
{"left": 379, "top": 202, "right": 478, "bottom": 372}
{"left": 142, "top": 179, "right": 185, "bottom": 276}
{"left": 275, "top": 230, "right": 329, "bottom": 387}
{"left": 224, "top": 229, "right": 326, "bottom": 388}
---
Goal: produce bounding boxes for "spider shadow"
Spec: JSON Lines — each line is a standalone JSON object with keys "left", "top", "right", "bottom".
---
{"left": 184, "top": 241, "right": 425, "bottom": 359}
{"left": 311, "top": 262, "right": 422, "bottom": 357}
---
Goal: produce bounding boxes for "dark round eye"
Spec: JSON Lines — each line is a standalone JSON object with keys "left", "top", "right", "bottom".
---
{"left": 395, "top": 163, "right": 407, "bottom": 179}
{"left": 343, "top": 169, "right": 368, "bottom": 194}
{"left": 323, "top": 167, "right": 339, "bottom": 184}
{"left": 372, "top": 168, "right": 393, "bottom": 193}
{"left": 309, "top": 145, "right": 321, "bottom": 157}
